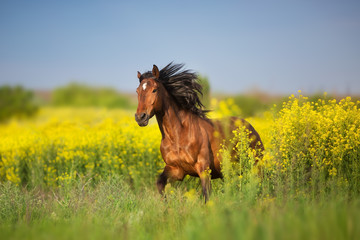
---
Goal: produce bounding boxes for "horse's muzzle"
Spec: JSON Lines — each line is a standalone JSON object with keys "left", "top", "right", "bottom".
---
{"left": 135, "top": 112, "right": 149, "bottom": 127}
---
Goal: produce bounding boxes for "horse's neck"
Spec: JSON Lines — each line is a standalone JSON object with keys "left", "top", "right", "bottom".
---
{"left": 155, "top": 99, "right": 188, "bottom": 141}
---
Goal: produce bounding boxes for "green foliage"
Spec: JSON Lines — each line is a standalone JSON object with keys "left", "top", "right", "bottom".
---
{"left": 1, "top": 95, "right": 360, "bottom": 239}
{"left": 0, "top": 85, "right": 38, "bottom": 122}
{"left": 265, "top": 96, "right": 360, "bottom": 196}
{"left": 0, "top": 178, "right": 359, "bottom": 240}
{"left": 232, "top": 95, "right": 270, "bottom": 117}
{"left": 197, "top": 75, "right": 211, "bottom": 109}
{"left": 52, "top": 82, "right": 134, "bottom": 109}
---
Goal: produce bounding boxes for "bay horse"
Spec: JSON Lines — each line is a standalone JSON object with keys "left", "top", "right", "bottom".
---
{"left": 135, "top": 63, "right": 264, "bottom": 202}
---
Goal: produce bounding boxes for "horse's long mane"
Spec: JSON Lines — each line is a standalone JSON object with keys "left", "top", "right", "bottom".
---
{"left": 159, "top": 62, "right": 209, "bottom": 119}
{"left": 141, "top": 62, "right": 209, "bottom": 119}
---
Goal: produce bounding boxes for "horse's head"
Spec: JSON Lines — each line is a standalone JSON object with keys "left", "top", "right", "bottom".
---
{"left": 135, "top": 65, "right": 162, "bottom": 127}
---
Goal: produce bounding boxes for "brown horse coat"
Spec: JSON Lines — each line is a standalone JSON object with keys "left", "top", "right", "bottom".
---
{"left": 135, "top": 63, "right": 264, "bottom": 202}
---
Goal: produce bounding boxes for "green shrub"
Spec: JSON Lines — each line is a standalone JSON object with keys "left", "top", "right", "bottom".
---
{"left": 233, "top": 95, "right": 270, "bottom": 117}
{"left": 0, "top": 85, "right": 38, "bottom": 122}
{"left": 52, "top": 82, "right": 134, "bottom": 109}
{"left": 197, "top": 75, "right": 211, "bottom": 109}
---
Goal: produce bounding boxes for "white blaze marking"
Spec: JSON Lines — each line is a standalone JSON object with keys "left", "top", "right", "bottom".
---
{"left": 142, "top": 82, "right": 147, "bottom": 91}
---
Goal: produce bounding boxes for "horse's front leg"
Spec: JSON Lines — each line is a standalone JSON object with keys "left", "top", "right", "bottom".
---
{"left": 195, "top": 162, "right": 211, "bottom": 203}
{"left": 156, "top": 165, "right": 185, "bottom": 196}
{"left": 199, "top": 171, "right": 211, "bottom": 203}
{"left": 156, "top": 170, "right": 168, "bottom": 195}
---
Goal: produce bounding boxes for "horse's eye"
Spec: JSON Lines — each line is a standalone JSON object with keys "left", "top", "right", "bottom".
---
{"left": 152, "top": 89, "right": 158, "bottom": 93}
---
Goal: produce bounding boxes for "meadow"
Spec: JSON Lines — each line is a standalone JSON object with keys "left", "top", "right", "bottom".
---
{"left": 1, "top": 94, "right": 360, "bottom": 239}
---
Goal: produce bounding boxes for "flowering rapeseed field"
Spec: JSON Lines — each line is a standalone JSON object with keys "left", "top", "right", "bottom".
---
{"left": 266, "top": 94, "right": 360, "bottom": 195}
{"left": 0, "top": 108, "right": 163, "bottom": 188}
{"left": 0, "top": 95, "right": 359, "bottom": 196}
{"left": 1, "top": 95, "right": 360, "bottom": 240}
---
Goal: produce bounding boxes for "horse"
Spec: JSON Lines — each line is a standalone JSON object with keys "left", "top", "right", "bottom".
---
{"left": 135, "top": 62, "right": 264, "bottom": 202}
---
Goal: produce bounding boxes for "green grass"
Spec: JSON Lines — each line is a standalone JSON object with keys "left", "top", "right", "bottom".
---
{"left": 1, "top": 97, "right": 359, "bottom": 239}
{"left": 1, "top": 175, "right": 359, "bottom": 240}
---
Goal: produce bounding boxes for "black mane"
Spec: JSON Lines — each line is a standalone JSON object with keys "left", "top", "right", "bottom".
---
{"left": 141, "top": 62, "right": 209, "bottom": 119}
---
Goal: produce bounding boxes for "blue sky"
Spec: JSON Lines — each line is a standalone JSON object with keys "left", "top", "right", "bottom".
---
{"left": 1, "top": 0, "right": 360, "bottom": 95}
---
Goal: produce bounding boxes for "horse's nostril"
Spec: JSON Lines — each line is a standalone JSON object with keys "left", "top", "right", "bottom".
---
{"left": 135, "top": 112, "right": 148, "bottom": 126}
{"left": 136, "top": 113, "right": 147, "bottom": 121}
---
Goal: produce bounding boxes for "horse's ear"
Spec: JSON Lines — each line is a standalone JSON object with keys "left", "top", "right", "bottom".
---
{"left": 137, "top": 71, "right": 142, "bottom": 80}
{"left": 152, "top": 65, "right": 160, "bottom": 79}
